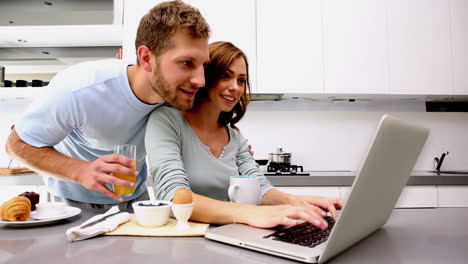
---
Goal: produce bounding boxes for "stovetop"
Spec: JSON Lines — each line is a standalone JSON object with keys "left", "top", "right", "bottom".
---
{"left": 265, "top": 162, "right": 310, "bottom": 176}
{"left": 264, "top": 171, "right": 311, "bottom": 176}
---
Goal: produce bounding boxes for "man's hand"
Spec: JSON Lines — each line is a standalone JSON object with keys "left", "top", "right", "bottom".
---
{"left": 77, "top": 154, "right": 138, "bottom": 201}
{"left": 6, "top": 129, "right": 137, "bottom": 202}
{"left": 247, "top": 144, "right": 254, "bottom": 156}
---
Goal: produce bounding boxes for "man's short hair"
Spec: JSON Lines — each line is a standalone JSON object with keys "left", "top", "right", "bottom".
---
{"left": 135, "top": 0, "right": 211, "bottom": 63}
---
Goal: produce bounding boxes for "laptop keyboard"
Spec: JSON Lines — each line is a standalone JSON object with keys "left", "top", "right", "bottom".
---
{"left": 263, "top": 216, "right": 335, "bottom": 248}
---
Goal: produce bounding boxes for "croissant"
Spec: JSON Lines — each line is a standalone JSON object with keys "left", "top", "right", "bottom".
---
{"left": 0, "top": 196, "right": 31, "bottom": 222}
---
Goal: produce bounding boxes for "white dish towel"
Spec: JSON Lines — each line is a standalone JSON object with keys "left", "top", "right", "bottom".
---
{"left": 66, "top": 206, "right": 131, "bottom": 242}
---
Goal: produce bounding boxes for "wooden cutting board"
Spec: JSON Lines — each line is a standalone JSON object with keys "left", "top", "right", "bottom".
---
{"left": 0, "top": 168, "right": 35, "bottom": 175}
{"left": 105, "top": 215, "right": 209, "bottom": 237}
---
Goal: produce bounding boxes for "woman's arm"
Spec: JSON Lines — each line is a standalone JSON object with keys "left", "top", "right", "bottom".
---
{"left": 262, "top": 188, "right": 343, "bottom": 220}
{"left": 145, "top": 107, "right": 191, "bottom": 201}
{"left": 190, "top": 192, "right": 330, "bottom": 229}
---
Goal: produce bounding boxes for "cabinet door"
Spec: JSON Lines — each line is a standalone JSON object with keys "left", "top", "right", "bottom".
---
{"left": 438, "top": 186, "right": 468, "bottom": 207}
{"left": 276, "top": 187, "right": 340, "bottom": 198}
{"left": 256, "top": 0, "right": 324, "bottom": 94}
{"left": 340, "top": 186, "right": 438, "bottom": 208}
{"left": 450, "top": 0, "right": 468, "bottom": 95}
{"left": 184, "top": 0, "right": 256, "bottom": 92}
{"left": 122, "top": 0, "right": 165, "bottom": 63}
{"left": 387, "top": 0, "right": 453, "bottom": 95}
{"left": 394, "top": 186, "right": 438, "bottom": 208}
{"left": 323, "top": 0, "right": 388, "bottom": 94}
{"left": 123, "top": 0, "right": 256, "bottom": 90}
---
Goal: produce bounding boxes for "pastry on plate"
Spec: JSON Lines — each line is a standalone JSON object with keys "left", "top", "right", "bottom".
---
{"left": 0, "top": 196, "right": 32, "bottom": 222}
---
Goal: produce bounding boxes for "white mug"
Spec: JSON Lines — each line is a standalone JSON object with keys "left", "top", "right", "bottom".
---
{"left": 228, "top": 176, "right": 260, "bottom": 205}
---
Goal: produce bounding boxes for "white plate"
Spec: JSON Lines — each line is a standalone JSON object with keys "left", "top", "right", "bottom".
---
{"left": 0, "top": 206, "right": 81, "bottom": 226}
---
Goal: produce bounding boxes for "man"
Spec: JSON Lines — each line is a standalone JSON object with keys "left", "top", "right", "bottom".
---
{"left": 5, "top": 0, "right": 210, "bottom": 212}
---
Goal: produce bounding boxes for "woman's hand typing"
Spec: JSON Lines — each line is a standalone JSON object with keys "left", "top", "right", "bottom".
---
{"left": 234, "top": 204, "right": 330, "bottom": 229}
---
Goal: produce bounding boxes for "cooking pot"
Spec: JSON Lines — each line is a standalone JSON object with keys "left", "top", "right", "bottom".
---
{"left": 268, "top": 148, "right": 291, "bottom": 164}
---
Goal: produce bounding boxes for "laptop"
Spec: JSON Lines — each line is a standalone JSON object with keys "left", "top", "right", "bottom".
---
{"left": 205, "top": 114, "right": 430, "bottom": 263}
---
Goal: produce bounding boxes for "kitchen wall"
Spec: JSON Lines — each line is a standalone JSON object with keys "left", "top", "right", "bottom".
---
{"left": 1, "top": 98, "right": 467, "bottom": 172}
{"left": 238, "top": 100, "right": 468, "bottom": 171}
{"left": 0, "top": 98, "right": 33, "bottom": 167}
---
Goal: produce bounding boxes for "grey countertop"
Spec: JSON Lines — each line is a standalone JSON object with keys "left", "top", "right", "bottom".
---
{"left": 3, "top": 171, "right": 468, "bottom": 186}
{"left": 267, "top": 170, "right": 468, "bottom": 186}
{"left": 1, "top": 208, "right": 468, "bottom": 263}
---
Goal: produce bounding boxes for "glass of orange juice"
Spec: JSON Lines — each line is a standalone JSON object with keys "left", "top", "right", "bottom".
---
{"left": 112, "top": 144, "right": 137, "bottom": 196}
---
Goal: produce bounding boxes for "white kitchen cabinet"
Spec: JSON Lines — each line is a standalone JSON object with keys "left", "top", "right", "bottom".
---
{"left": 122, "top": 0, "right": 164, "bottom": 63}
{"left": 340, "top": 186, "right": 438, "bottom": 208}
{"left": 256, "top": 0, "right": 324, "bottom": 94}
{"left": 449, "top": 0, "right": 468, "bottom": 95}
{"left": 276, "top": 185, "right": 468, "bottom": 208}
{"left": 438, "top": 186, "right": 468, "bottom": 207}
{"left": 322, "top": 0, "right": 388, "bottom": 94}
{"left": 122, "top": 0, "right": 256, "bottom": 90}
{"left": 387, "top": 0, "right": 453, "bottom": 95}
{"left": 185, "top": 0, "right": 256, "bottom": 91}
{"left": 394, "top": 186, "right": 438, "bottom": 208}
{"left": 0, "top": 25, "right": 122, "bottom": 48}
{"left": 276, "top": 187, "right": 340, "bottom": 198}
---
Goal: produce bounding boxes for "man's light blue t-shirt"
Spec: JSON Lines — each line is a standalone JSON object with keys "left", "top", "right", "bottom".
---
{"left": 15, "top": 59, "right": 161, "bottom": 204}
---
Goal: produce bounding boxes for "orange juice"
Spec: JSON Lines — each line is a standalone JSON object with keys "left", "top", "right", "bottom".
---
{"left": 113, "top": 160, "right": 136, "bottom": 196}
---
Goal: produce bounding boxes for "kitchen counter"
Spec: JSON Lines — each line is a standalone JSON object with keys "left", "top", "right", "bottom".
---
{"left": 3, "top": 171, "right": 468, "bottom": 187}
{"left": 1, "top": 208, "right": 467, "bottom": 263}
{"left": 267, "top": 170, "right": 468, "bottom": 186}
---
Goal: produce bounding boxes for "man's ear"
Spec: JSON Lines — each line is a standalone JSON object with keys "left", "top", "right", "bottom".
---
{"left": 137, "top": 45, "right": 153, "bottom": 72}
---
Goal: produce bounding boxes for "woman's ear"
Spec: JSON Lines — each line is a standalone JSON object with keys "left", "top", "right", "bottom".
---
{"left": 137, "top": 45, "right": 153, "bottom": 72}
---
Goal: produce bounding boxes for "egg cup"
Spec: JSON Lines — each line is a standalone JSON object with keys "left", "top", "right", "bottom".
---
{"left": 171, "top": 203, "right": 194, "bottom": 231}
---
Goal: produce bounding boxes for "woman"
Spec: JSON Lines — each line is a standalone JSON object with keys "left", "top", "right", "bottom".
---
{"left": 145, "top": 41, "right": 342, "bottom": 229}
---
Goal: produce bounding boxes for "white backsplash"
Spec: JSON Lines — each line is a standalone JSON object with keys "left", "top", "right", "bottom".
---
{"left": 238, "top": 101, "right": 468, "bottom": 171}
{"left": 1, "top": 98, "right": 467, "bottom": 171}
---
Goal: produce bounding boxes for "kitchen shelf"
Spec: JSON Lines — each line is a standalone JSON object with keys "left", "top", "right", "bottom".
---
{"left": 0, "top": 24, "right": 123, "bottom": 48}
{"left": 0, "top": 87, "right": 48, "bottom": 100}
{"left": 252, "top": 93, "right": 468, "bottom": 102}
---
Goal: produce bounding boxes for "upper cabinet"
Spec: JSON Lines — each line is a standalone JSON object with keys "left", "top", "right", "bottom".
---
{"left": 0, "top": 0, "right": 122, "bottom": 48}
{"left": 322, "top": 0, "right": 388, "bottom": 94}
{"left": 256, "top": 0, "right": 324, "bottom": 94}
{"left": 122, "top": 0, "right": 163, "bottom": 63}
{"left": 387, "top": 0, "right": 453, "bottom": 95}
{"left": 185, "top": 0, "right": 256, "bottom": 91}
{"left": 0, "top": 25, "right": 122, "bottom": 48}
{"left": 120, "top": 0, "right": 465, "bottom": 97}
{"left": 0, "top": 1, "right": 122, "bottom": 82}
{"left": 122, "top": 0, "right": 256, "bottom": 89}
{"left": 450, "top": 0, "right": 468, "bottom": 95}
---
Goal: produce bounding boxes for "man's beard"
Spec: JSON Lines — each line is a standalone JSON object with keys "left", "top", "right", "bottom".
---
{"left": 150, "top": 66, "right": 195, "bottom": 111}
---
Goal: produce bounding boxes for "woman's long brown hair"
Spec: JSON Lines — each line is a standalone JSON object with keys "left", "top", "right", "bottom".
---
{"left": 194, "top": 41, "right": 251, "bottom": 129}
